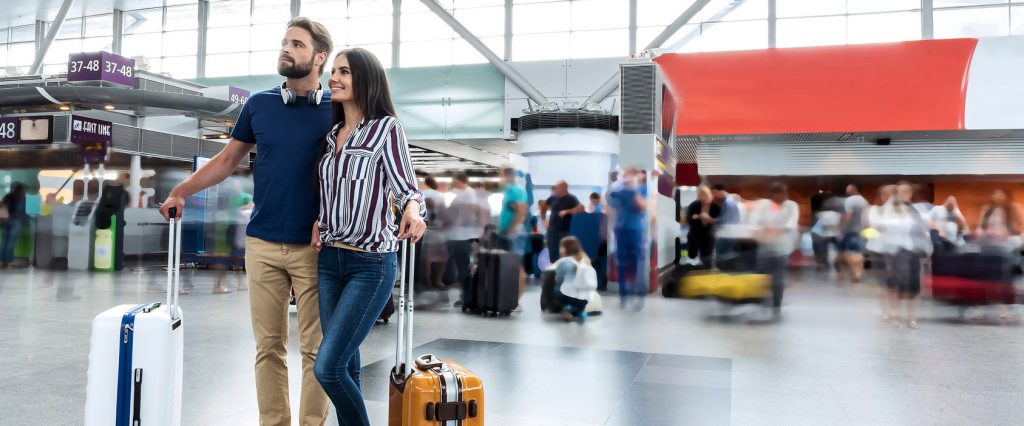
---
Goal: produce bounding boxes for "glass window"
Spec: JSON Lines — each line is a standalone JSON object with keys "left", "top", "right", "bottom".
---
{"left": 935, "top": 6, "right": 1011, "bottom": 38}
{"left": 45, "top": 39, "right": 81, "bottom": 64}
{"left": 302, "top": 0, "right": 348, "bottom": 19}
{"left": 514, "top": 2, "right": 571, "bottom": 34}
{"left": 636, "top": 24, "right": 702, "bottom": 52}
{"left": 700, "top": 20, "right": 768, "bottom": 52}
{"left": 402, "top": 12, "right": 455, "bottom": 42}
{"left": 702, "top": 0, "right": 769, "bottom": 22}
{"left": 249, "top": 50, "right": 279, "bottom": 75}
{"left": 250, "top": 23, "right": 285, "bottom": 51}
{"left": 777, "top": 0, "right": 846, "bottom": 18}
{"left": 252, "top": 0, "right": 291, "bottom": 25}
{"left": 163, "top": 31, "right": 198, "bottom": 57}
{"left": 124, "top": 8, "right": 163, "bottom": 34}
{"left": 453, "top": 6, "right": 505, "bottom": 37}
{"left": 42, "top": 63, "right": 66, "bottom": 75}
{"left": 57, "top": 18, "right": 83, "bottom": 39}
{"left": 137, "top": 57, "right": 160, "bottom": 73}
{"left": 777, "top": 16, "right": 846, "bottom": 48}
{"left": 848, "top": 11, "right": 921, "bottom": 44}
{"left": 165, "top": 5, "right": 199, "bottom": 31}
{"left": 571, "top": 0, "right": 627, "bottom": 31}
{"left": 82, "top": 36, "right": 113, "bottom": 52}
{"left": 401, "top": 39, "right": 453, "bottom": 67}
{"left": 122, "top": 33, "right": 162, "bottom": 58}
{"left": 9, "top": 43, "right": 36, "bottom": 65}
{"left": 638, "top": 0, "right": 697, "bottom": 27}
{"left": 320, "top": 19, "right": 348, "bottom": 46}
{"left": 452, "top": 36, "right": 503, "bottom": 64}
{"left": 935, "top": 1, "right": 1008, "bottom": 7}
{"left": 348, "top": 0, "right": 393, "bottom": 17}
{"left": 11, "top": 26, "right": 36, "bottom": 43}
{"left": 209, "top": 0, "right": 251, "bottom": 28}
{"left": 848, "top": 0, "right": 920, "bottom": 13}
{"left": 348, "top": 15, "right": 393, "bottom": 44}
{"left": 0, "top": 44, "right": 8, "bottom": 67}
{"left": 162, "top": 55, "right": 197, "bottom": 78}
{"left": 207, "top": 27, "right": 251, "bottom": 54}
{"left": 1013, "top": 6, "right": 1024, "bottom": 35}
{"left": 355, "top": 42, "right": 392, "bottom": 68}
{"left": 512, "top": 32, "right": 570, "bottom": 61}
{"left": 85, "top": 15, "right": 114, "bottom": 37}
{"left": 571, "top": 28, "right": 628, "bottom": 59}
{"left": 0, "top": 29, "right": 8, "bottom": 44}
{"left": 206, "top": 53, "right": 250, "bottom": 77}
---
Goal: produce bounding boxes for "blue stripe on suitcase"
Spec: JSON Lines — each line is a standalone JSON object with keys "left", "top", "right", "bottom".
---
{"left": 115, "top": 304, "right": 146, "bottom": 426}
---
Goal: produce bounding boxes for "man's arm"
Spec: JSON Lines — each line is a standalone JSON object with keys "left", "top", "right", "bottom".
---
{"left": 160, "top": 139, "right": 253, "bottom": 219}
{"left": 509, "top": 202, "right": 527, "bottom": 233}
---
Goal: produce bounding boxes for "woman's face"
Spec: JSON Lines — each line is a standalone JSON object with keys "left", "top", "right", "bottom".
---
{"left": 992, "top": 190, "right": 1008, "bottom": 205}
{"left": 328, "top": 54, "right": 354, "bottom": 103}
{"left": 698, "top": 191, "right": 711, "bottom": 203}
{"left": 559, "top": 246, "right": 567, "bottom": 258}
{"left": 897, "top": 184, "right": 913, "bottom": 203}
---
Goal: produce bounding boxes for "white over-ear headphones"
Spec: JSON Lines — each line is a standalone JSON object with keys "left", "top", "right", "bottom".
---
{"left": 280, "top": 82, "right": 324, "bottom": 106}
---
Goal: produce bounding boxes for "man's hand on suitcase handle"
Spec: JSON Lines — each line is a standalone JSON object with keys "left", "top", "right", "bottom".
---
{"left": 159, "top": 196, "right": 185, "bottom": 221}
{"left": 398, "top": 203, "right": 426, "bottom": 243}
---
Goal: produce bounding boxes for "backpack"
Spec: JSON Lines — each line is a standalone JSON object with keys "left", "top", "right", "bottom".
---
{"left": 567, "top": 259, "right": 598, "bottom": 297}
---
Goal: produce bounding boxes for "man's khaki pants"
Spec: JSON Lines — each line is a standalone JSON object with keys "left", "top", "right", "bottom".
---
{"left": 245, "top": 237, "right": 329, "bottom": 426}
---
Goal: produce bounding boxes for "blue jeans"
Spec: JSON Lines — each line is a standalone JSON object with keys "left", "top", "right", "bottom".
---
{"left": 615, "top": 229, "right": 645, "bottom": 300}
{"left": 0, "top": 221, "right": 22, "bottom": 264}
{"left": 314, "top": 247, "right": 397, "bottom": 426}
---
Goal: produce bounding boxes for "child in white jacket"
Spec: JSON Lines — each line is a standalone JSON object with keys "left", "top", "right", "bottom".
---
{"left": 551, "top": 236, "right": 600, "bottom": 323}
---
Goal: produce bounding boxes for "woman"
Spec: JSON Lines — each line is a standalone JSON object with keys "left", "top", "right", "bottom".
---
{"left": 875, "top": 182, "right": 931, "bottom": 328}
{"left": 310, "top": 48, "right": 426, "bottom": 426}
{"left": 685, "top": 186, "right": 721, "bottom": 266}
{"left": 0, "top": 183, "right": 27, "bottom": 269}
{"left": 977, "top": 189, "right": 1024, "bottom": 243}
{"left": 551, "top": 236, "right": 600, "bottom": 323}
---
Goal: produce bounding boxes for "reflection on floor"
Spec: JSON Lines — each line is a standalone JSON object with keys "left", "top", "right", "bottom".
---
{"left": 0, "top": 267, "right": 1022, "bottom": 425}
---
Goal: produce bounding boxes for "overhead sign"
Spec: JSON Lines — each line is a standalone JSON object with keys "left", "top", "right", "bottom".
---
{"left": 71, "top": 115, "right": 112, "bottom": 164}
{"left": 228, "top": 87, "right": 250, "bottom": 105}
{"left": 0, "top": 117, "right": 19, "bottom": 145}
{"left": 67, "top": 52, "right": 135, "bottom": 86}
{"left": 201, "top": 86, "right": 251, "bottom": 105}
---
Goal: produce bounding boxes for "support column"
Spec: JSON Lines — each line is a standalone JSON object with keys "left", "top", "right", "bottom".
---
{"left": 112, "top": 10, "right": 124, "bottom": 55}
{"left": 768, "top": 0, "right": 777, "bottom": 48}
{"left": 30, "top": 0, "right": 77, "bottom": 75}
{"left": 129, "top": 155, "right": 143, "bottom": 208}
{"left": 197, "top": 1, "right": 209, "bottom": 77}
{"left": 629, "top": 0, "right": 637, "bottom": 56}
{"left": 393, "top": 0, "right": 402, "bottom": 67}
{"left": 504, "top": 0, "right": 512, "bottom": 61}
{"left": 921, "top": 0, "right": 934, "bottom": 40}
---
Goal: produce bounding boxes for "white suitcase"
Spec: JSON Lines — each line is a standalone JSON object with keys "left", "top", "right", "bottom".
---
{"left": 84, "top": 208, "right": 185, "bottom": 426}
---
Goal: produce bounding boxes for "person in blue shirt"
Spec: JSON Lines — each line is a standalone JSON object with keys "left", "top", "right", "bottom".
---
{"left": 608, "top": 168, "right": 648, "bottom": 308}
{"left": 712, "top": 183, "right": 741, "bottom": 226}
{"left": 160, "top": 17, "right": 333, "bottom": 426}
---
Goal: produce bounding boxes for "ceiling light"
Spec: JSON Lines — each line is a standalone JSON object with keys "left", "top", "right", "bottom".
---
{"left": 58, "top": 105, "right": 70, "bottom": 111}
{"left": 104, "top": 105, "right": 115, "bottom": 110}
{"left": 219, "top": 134, "right": 229, "bottom": 139}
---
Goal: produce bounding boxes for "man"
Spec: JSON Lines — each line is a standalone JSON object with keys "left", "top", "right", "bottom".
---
{"left": 928, "top": 195, "right": 968, "bottom": 253}
{"left": 541, "top": 180, "right": 584, "bottom": 264}
{"left": 586, "top": 192, "right": 603, "bottom": 214}
{"left": 445, "top": 174, "right": 480, "bottom": 288}
{"left": 497, "top": 168, "right": 528, "bottom": 295}
{"left": 420, "top": 175, "right": 449, "bottom": 290}
{"left": 159, "top": 17, "right": 333, "bottom": 426}
{"left": 608, "top": 168, "right": 647, "bottom": 308}
{"left": 839, "top": 183, "right": 868, "bottom": 283}
{"left": 711, "top": 184, "right": 741, "bottom": 226}
{"left": 748, "top": 183, "right": 799, "bottom": 319}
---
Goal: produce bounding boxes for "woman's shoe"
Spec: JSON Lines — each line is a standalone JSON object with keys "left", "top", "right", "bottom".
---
{"left": 577, "top": 312, "right": 588, "bottom": 324}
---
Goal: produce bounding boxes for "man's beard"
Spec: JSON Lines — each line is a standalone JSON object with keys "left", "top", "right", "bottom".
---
{"left": 278, "top": 56, "right": 315, "bottom": 79}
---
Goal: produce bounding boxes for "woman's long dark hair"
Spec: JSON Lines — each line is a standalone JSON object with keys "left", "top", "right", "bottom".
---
{"left": 320, "top": 48, "right": 397, "bottom": 159}
{"left": 331, "top": 47, "right": 396, "bottom": 126}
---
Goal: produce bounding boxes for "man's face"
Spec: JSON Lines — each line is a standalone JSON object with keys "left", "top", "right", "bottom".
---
{"left": 279, "top": 27, "right": 320, "bottom": 79}
{"left": 712, "top": 189, "right": 725, "bottom": 201}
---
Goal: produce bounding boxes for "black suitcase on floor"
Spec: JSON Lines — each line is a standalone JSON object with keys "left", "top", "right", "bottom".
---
{"left": 540, "top": 269, "right": 562, "bottom": 313}
{"left": 464, "top": 250, "right": 520, "bottom": 316}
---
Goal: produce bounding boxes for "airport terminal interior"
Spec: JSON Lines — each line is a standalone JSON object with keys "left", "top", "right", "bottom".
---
{"left": 3, "top": 1, "right": 1024, "bottom": 425}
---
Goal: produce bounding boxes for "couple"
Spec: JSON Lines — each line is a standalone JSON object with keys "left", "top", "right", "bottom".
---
{"left": 159, "top": 18, "right": 425, "bottom": 426}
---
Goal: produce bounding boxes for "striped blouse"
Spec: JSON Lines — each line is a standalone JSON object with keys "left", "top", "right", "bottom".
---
{"left": 317, "top": 116, "right": 425, "bottom": 253}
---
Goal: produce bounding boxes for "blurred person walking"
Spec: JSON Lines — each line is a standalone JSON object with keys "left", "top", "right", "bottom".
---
{"left": 541, "top": 180, "right": 584, "bottom": 264}
{"left": 711, "top": 184, "right": 741, "bottom": 226}
{"left": 587, "top": 192, "right": 604, "bottom": 214}
{"left": 550, "top": 236, "right": 599, "bottom": 323}
{"left": 445, "top": 174, "right": 481, "bottom": 288}
{"left": 839, "top": 184, "right": 869, "bottom": 283}
{"left": 159, "top": 18, "right": 335, "bottom": 425}
{"left": 977, "top": 189, "right": 1024, "bottom": 243}
{"left": 311, "top": 47, "right": 426, "bottom": 425}
{"left": 811, "top": 197, "right": 842, "bottom": 272}
{"left": 928, "top": 195, "right": 967, "bottom": 253}
{"left": 684, "top": 186, "right": 720, "bottom": 266}
{"left": 0, "top": 183, "right": 27, "bottom": 269}
{"left": 420, "top": 175, "right": 449, "bottom": 289}
{"left": 608, "top": 168, "right": 648, "bottom": 308}
{"left": 748, "top": 183, "right": 800, "bottom": 318}
{"left": 875, "top": 182, "right": 932, "bottom": 329}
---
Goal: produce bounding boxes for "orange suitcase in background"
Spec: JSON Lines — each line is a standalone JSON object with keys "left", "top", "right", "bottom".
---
{"left": 389, "top": 241, "right": 485, "bottom": 426}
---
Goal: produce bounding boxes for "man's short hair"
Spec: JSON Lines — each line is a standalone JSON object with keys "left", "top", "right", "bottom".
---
{"left": 455, "top": 173, "right": 470, "bottom": 184}
{"left": 286, "top": 17, "right": 334, "bottom": 75}
{"left": 424, "top": 176, "right": 438, "bottom": 190}
{"left": 589, "top": 192, "right": 600, "bottom": 200}
{"left": 711, "top": 183, "right": 727, "bottom": 191}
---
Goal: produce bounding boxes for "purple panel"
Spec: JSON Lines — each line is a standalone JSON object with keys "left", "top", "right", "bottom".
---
{"left": 228, "top": 87, "right": 250, "bottom": 105}
{"left": 0, "top": 118, "right": 20, "bottom": 145}
{"left": 71, "top": 115, "right": 112, "bottom": 145}
{"left": 67, "top": 52, "right": 135, "bottom": 86}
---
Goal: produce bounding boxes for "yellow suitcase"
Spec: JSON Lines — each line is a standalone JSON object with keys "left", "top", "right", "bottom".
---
{"left": 679, "top": 271, "right": 770, "bottom": 301}
{"left": 389, "top": 241, "right": 485, "bottom": 426}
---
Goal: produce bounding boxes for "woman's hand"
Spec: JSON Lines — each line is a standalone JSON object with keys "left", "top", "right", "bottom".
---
{"left": 311, "top": 222, "right": 323, "bottom": 253}
{"left": 398, "top": 202, "right": 426, "bottom": 243}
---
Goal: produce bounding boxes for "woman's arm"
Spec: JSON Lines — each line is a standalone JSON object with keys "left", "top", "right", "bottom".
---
{"left": 381, "top": 118, "right": 426, "bottom": 241}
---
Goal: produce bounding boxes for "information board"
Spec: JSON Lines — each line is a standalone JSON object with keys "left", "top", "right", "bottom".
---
{"left": 67, "top": 52, "right": 135, "bottom": 86}
{"left": 0, "top": 117, "right": 19, "bottom": 145}
{"left": 71, "top": 115, "right": 112, "bottom": 163}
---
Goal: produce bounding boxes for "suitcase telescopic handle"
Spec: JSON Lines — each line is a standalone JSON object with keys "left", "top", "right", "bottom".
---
{"left": 394, "top": 239, "right": 416, "bottom": 377}
{"left": 166, "top": 207, "right": 182, "bottom": 320}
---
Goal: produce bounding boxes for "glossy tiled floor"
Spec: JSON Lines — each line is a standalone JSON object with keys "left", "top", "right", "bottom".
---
{"left": 1, "top": 266, "right": 1022, "bottom": 425}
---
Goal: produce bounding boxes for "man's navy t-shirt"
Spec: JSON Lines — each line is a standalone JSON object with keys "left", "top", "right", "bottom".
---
{"left": 230, "top": 86, "right": 332, "bottom": 244}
